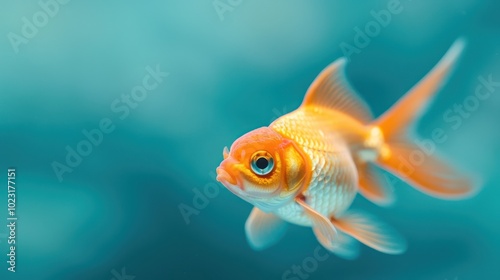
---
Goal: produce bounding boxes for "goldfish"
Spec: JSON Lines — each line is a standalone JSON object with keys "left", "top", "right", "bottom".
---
{"left": 216, "top": 39, "right": 478, "bottom": 258}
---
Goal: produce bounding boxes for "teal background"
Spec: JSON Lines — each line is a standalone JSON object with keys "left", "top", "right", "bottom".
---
{"left": 0, "top": 0, "right": 499, "bottom": 279}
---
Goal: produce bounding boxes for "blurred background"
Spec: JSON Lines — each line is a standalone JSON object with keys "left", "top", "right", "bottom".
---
{"left": 0, "top": 0, "right": 499, "bottom": 279}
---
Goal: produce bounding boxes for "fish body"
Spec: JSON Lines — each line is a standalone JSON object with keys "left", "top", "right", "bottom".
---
{"left": 271, "top": 108, "right": 363, "bottom": 226}
{"left": 216, "top": 39, "right": 478, "bottom": 257}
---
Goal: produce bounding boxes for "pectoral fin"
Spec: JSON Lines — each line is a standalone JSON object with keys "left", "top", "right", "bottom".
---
{"left": 245, "top": 207, "right": 287, "bottom": 250}
{"left": 295, "top": 197, "right": 338, "bottom": 249}
{"left": 331, "top": 210, "right": 407, "bottom": 254}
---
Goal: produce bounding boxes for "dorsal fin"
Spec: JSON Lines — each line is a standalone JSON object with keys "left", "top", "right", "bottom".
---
{"left": 301, "top": 58, "right": 373, "bottom": 123}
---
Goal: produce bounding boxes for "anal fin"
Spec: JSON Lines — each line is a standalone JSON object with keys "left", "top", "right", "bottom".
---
{"left": 330, "top": 231, "right": 360, "bottom": 260}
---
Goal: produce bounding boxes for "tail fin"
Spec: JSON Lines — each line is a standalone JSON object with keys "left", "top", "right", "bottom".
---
{"left": 373, "top": 38, "right": 479, "bottom": 199}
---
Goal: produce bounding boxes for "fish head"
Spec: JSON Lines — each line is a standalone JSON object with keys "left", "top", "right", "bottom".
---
{"left": 216, "top": 127, "right": 310, "bottom": 211}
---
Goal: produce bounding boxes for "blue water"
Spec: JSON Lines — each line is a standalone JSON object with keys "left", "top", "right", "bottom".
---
{"left": 0, "top": 0, "right": 499, "bottom": 279}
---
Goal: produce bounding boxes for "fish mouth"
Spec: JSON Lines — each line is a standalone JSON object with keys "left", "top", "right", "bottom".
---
{"left": 217, "top": 170, "right": 277, "bottom": 200}
{"left": 216, "top": 167, "right": 240, "bottom": 188}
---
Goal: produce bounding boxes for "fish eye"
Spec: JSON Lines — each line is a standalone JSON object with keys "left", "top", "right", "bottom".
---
{"left": 250, "top": 151, "right": 274, "bottom": 176}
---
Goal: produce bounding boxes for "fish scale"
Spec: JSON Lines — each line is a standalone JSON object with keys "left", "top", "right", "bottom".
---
{"left": 271, "top": 109, "right": 359, "bottom": 226}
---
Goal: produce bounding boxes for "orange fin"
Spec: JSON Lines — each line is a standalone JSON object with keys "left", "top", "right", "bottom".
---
{"left": 330, "top": 231, "right": 360, "bottom": 260}
{"left": 377, "top": 143, "right": 478, "bottom": 198}
{"left": 297, "top": 197, "right": 360, "bottom": 259}
{"left": 331, "top": 210, "right": 407, "bottom": 255}
{"left": 358, "top": 163, "right": 395, "bottom": 206}
{"left": 296, "top": 197, "right": 338, "bottom": 250}
{"left": 372, "top": 38, "right": 479, "bottom": 199}
{"left": 375, "top": 38, "right": 465, "bottom": 139}
{"left": 245, "top": 207, "right": 287, "bottom": 250}
{"left": 301, "top": 57, "right": 373, "bottom": 123}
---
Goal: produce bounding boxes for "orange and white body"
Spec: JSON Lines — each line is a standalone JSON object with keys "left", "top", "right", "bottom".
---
{"left": 216, "top": 39, "right": 478, "bottom": 258}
